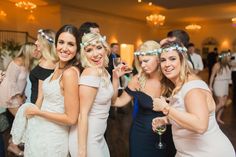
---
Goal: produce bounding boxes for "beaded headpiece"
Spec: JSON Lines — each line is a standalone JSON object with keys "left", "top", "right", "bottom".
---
{"left": 158, "top": 44, "right": 187, "bottom": 54}
{"left": 134, "top": 49, "right": 159, "bottom": 56}
{"left": 38, "top": 29, "right": 54, "bottom": 44}
{"left": 80, "top": 36, "right": 106, "bottom": 47}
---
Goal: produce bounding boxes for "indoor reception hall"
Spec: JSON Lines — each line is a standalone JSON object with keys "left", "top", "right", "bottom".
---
{"left": 0, "top": 0, "right": 236, "bottom": 157}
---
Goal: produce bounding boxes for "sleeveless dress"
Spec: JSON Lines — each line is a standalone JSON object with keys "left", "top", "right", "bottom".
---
{"left": 125, "top": 87, "right": 176, "bottom": 157}
{"left": 75, "top": 75, "right": 113, "bottom": 157}
{"left": 29, "top": 65, "right": 54, "bottom": 103}
{"left": 213, "top": 66, "right": 231, "bottom": 97}
{"left": 169, "top": 80, "right": 235, "bottom": 157}
{"left": 24, "top": 73, "right": 69, "bottom": 157}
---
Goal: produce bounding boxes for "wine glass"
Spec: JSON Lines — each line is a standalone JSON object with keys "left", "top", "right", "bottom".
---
{"left": 154, "top": 118, "right": 167, "bottom": 149}
{"left": 113, "top": 57, "right": 122, "bottom": 68}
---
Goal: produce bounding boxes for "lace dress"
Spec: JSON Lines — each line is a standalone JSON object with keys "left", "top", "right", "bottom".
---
{"left": 170, "top": 80, "right": 235, "bottom": 157}
{"left": 19, "top": 73, "right": 69, "bottom": 157}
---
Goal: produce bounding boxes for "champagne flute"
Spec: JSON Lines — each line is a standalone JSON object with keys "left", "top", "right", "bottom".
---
{"left": 154, "top": 118, "right": 167, "bottom": 149}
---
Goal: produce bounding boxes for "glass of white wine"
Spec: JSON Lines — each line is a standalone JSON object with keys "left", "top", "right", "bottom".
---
{"left": 154, "top": 118, "right": 167, "bottom": 149}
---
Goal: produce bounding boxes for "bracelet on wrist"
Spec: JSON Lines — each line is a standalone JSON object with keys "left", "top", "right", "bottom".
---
{"left": 162, "top": 105, "right": 170, "bottom": 116}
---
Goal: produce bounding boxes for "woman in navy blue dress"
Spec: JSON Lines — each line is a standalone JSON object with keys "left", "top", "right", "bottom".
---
{"left": 112, "top": 40, "right": 176, "bottom": 157}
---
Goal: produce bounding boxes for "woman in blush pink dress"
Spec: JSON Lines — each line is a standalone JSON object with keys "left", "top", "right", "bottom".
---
{"left": 152, "top": 41, "right": 235, "bottom": 157}
{"left": 0, "top": 42, "right": 36, "bottom": 156}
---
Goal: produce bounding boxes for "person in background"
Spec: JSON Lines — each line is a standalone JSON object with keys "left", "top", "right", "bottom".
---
{"left": 112, "top": 40, "right": 176, "bottom": 157}
{"left": 11, "top": 24, "right": 81, "bottom": 157}
{"left": 187, "top": 43, "right": 204, "bottom": 74}
{"left": 152, "top": 41, "right": 235, "bottom": 157}
{"left": 78, "top": 22, "right": 100, "bottom": 48}
{"left": 29, "top": 29, "right": 56, "bottom": 104}
{"left": 209, "top": 52, "right": 231, "bottom": 124}
{"left": 207, "top": 47, "right": 218, "bottom": 81}
{"left": 0, "top": 42, "right": 36, "bottom": 156}
{"left": 107, "top": 43, "right": 123, "bottom": 118}
{"left": 230, "top": 51, "right": 236, "bottom": 107}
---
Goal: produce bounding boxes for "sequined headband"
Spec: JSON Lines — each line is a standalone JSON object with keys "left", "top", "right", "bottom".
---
{"left": 134, "top": 49, "right": 159, "bottom": 56}
{"left": 80, "top": 36, "right": 106, "bottom": 47}
{"left": 38, "top": 29, "right": 54, "bottom": 44}
{"left": 158, "top": 44, "right": 187, "bottom": 54}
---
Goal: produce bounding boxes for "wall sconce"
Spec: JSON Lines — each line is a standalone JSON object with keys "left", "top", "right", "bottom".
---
{"left": 232, "top": 17, "right": 236, "bottom": 27}
{"left": 0, "top": 10, "right": 7, "bottom": 17}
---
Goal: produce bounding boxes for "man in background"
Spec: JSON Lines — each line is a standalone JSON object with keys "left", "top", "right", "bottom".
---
{"left": 187, "top": 43, "right": 204, "bottom": 74}
{"left": 207, "top": 47, "right": 218, "bottom": 80}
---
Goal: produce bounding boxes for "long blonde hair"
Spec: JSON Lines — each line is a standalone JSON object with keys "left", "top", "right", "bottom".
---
{"left": 37, "top": 29, "right": 58, "bottom": 62}
{"left": 160, "top": 41, "right": 193, "bottom": 96}
{"left": 134, "top": 40, "right": 160, "bottom": 89}
{"left": 15, "top": 42, "right": 36, "bottom": 71}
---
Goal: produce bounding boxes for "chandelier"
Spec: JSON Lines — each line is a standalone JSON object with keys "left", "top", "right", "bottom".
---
{"left": 146, "top": 14, "right": 165, "bottom": 27}
{"left": 185, "top": 24, "right": 201, "bottom": 31}
{"left": 15, "top": 1, "right": 37, "bottom": 10}
{"left": 232, "top": 17, "right": 236, "bottom": 27}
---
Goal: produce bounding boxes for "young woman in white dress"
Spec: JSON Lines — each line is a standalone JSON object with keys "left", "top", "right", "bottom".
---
{"left": 209, "top": 52, "right": 231, "bottom": 124}
{"left": 11, "top": 24, "right": 81, "bottom": 157}
{"left": 152, "top": 41, "right": 235, "bottom": 157}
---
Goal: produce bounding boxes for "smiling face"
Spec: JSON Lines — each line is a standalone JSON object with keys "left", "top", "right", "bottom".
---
{"left": 138, "top": 55, "right": 159, "bottom": 74}
{"left": 160, "top": 50, "right": 181, "bottom": 83}
{"left": 83, "top": 42, "right": 107, "bottom": 68}
{"left": 56, "top": 32, "right": 77, "bottom": 63}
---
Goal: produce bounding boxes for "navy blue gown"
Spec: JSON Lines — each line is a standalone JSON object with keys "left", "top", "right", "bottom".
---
{"left": 125, "top": 87, "right": 176, "bottom": 157}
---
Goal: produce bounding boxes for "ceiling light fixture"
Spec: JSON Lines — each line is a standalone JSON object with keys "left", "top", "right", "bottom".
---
{"left": 146, "top": 13, "right": 165, "bottom": 27}
{"left": 185, "top": 24, "right": 201, "bottom": 31}
{"left": 15, "top": 1, "right": 37, "bottom": 10}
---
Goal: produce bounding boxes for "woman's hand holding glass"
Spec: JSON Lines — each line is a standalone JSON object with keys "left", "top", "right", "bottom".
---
{"left": 153, "top": 96, "right": 169, "bottom": 112}
{"left": 152, "top": 117, "right": 168, "bottom": 149}
{"left": 112, "top": 62, "right": 132, "bottom": 79}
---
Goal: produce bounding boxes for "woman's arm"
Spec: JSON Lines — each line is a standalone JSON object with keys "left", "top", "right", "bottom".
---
{"left": 154, "top": 89, "right": 209, "bottom": 134}
{"left": 78, "top": 68, "right": 99, "bottom": 157}
{"left": 25, "top": 67, "right": 80, "bottom": 125}
{"left": 112, "top": 71, "right": 137, "bottom": 107}
{"left": 209, "top": 63, "right": 219, "bottom": 90}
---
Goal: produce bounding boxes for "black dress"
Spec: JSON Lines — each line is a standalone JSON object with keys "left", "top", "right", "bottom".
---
{"left": 125, "top": 87, "right": 176, "bottom": 157}
{"left": 29, "top": 65, "right": 54, "bottom": 103}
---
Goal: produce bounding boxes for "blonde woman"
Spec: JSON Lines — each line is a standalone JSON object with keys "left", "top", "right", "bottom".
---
{"left": 0, "top": 42, "right": 36, "bottom": 156}
{"left": 152, "top": 41, "right": 235, "bottom": 157}
{"left": 78, "top": 33, "right": 129, "bottom": 157}
{"left": 29, "top": 29, "right": 56, "bottom": 104}
{"left": 0, "top": 42, "right": 36, "bottom": 113}
{"left": 209, "top": 52, "right": 232, "bottom": 124}
{"left": 112, "top": 40, "right": 175, "bottom": 157}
